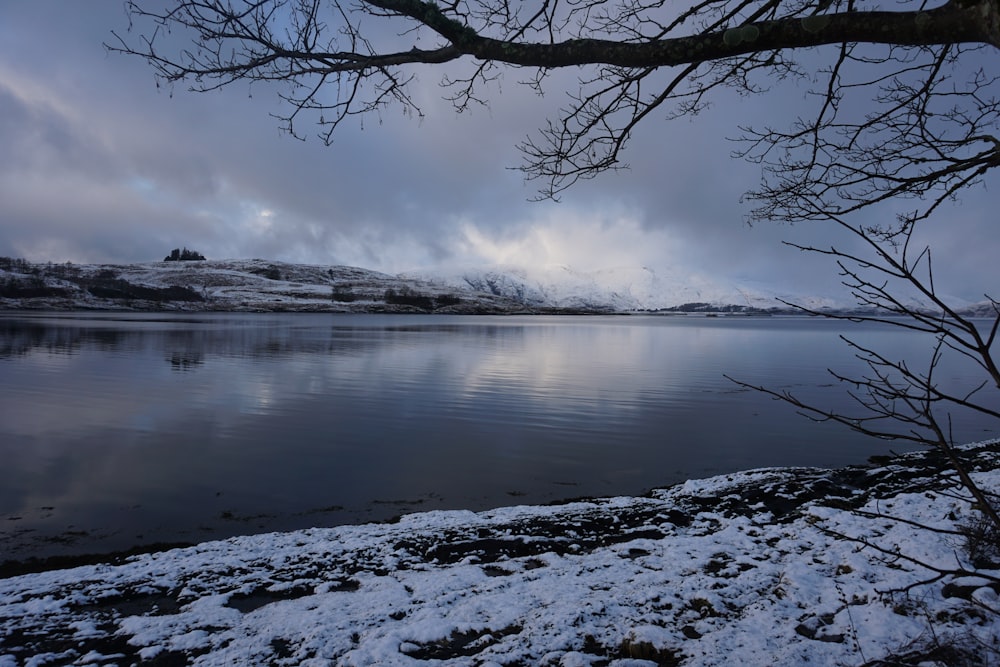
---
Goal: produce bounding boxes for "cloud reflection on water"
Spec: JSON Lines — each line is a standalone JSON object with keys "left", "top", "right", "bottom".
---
{"left": 1, "top": 312, "right": 995, "bottom": 561}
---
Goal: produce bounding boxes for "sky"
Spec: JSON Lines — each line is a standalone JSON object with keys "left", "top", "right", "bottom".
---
{"left": 0, "top": 1, "right": 997, "bottom": 302}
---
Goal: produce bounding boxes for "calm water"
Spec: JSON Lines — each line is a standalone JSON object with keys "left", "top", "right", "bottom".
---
{"left": 1, "top": 312, "right": 996, "bottom": 561}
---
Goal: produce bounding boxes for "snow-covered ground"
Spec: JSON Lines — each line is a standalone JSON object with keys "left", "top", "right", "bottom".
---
{"left": 2, "top": 442, "right": 998, "bottom": 666}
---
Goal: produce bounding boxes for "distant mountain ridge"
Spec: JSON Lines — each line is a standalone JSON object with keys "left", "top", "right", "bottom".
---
{"left": 417, "top": 264, "right": 839, "bottom": 313}
{"left": 417, "top": 264, "right": 992, "bottom": 316}
{"left": 0, "top": 256, "right": 989, "bottom": 315}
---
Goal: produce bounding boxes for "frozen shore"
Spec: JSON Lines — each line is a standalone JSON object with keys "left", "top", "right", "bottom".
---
{"left": 2, "top": 442, "right": 999, "bottom": 666}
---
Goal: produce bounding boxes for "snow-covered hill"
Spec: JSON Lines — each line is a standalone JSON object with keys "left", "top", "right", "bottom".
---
{"left": 3, "top": 257, "right": 796, "bottom": 314}
{"left": 0, "top": 256, "right": 989, "bottom": 315}
{"left": 0, "top": 258, "right": 532, "bottom": 314}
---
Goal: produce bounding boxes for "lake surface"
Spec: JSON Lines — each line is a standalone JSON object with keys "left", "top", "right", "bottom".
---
{"left": 1, "top": 312, "right": 996, "bottom": 562}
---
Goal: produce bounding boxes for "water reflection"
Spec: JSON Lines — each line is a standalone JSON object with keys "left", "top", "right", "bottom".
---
{"left": 0, "top": 312, "right": 996, "bottom": 562}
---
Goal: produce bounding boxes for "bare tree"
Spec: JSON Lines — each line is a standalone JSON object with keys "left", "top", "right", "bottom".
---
{"left": 109, "top": 5, "right": 1000, "bottom": 661}
{"left": 112, "top": 0, "right": 999, "bottom": 538}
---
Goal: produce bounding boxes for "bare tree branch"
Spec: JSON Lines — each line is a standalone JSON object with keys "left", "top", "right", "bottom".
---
{"left": 109, "top": 0, "right": 1000, "bottom": 197}
{"left": 728, "top": 210, "right": 1000, "bottom": 531}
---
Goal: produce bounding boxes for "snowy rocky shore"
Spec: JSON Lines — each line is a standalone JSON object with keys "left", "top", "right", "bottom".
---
{"left": 2, "top": 442, "right": 999, "bottom": 666}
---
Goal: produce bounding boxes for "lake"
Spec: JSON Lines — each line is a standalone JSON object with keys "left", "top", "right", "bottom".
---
{"left": 1, "top": 312, "right": 996, "bottom": 562}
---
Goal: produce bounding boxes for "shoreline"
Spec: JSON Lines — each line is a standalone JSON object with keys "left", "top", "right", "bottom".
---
{"left": 2, "top": 442, "right": 998, "bottom": 665}
{"left": 4, "top": 441, "right": 995, "bottom": 579}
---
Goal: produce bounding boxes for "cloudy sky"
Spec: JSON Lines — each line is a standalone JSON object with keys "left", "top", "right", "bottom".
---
{"left": 1, "top": 1, "right": 996, "bottom": 301}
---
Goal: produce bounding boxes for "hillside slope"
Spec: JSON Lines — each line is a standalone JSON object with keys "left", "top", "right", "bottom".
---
{"left": 0, "top": 259, "right": 534, "bottom": 314}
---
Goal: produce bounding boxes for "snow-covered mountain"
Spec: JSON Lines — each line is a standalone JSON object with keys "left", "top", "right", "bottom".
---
{"left": 0, "top": 256, "right": 987, "bottom": 315}
{"left": 0, "top": 258, "right": 796, "bottom": 314}
{"left": 413, "top": 264, "right": 842, "bottom": 312}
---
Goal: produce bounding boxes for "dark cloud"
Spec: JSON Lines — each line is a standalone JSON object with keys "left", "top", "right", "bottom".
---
{"left": 0, "top": 1, "right": 995, "bottom": 301}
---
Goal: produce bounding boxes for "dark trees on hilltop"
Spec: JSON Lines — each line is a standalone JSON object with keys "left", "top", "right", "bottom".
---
{"left": 164, "top": 247, "right": 206, "bottom": 262}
